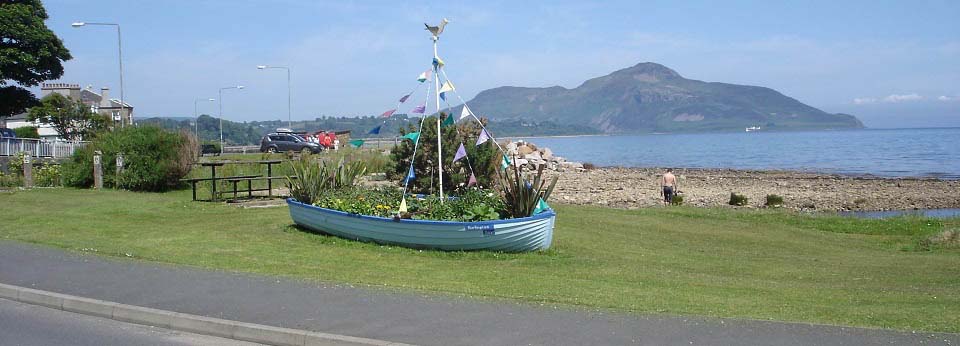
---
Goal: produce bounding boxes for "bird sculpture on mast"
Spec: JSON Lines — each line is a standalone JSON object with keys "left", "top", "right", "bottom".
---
{"left": 424, "top": 18, "right": 449, "bottom": 39}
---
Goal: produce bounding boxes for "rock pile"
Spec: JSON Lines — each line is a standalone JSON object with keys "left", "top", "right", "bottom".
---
{"left": 503, "top": 140, "right": 584, "bottom": 172}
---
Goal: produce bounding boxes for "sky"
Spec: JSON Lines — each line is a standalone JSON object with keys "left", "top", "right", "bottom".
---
{"left": 33, "top": 0, "right": 960, "bottom": 128}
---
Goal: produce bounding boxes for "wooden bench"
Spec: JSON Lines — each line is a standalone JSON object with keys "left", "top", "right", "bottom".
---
{"left": 222, "top": 175, "right": 297, "bottom": 199}
{"left": 180, "top": 174, "right": 261, "bottom": 201}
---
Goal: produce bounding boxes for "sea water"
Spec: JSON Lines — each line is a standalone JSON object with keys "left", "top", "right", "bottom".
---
{"left": 517, "top": 127, "right": 960, "bottom": 179}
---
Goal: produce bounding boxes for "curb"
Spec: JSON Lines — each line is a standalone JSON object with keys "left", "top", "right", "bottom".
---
{"left": 0, "top": 283, "right": 414, "bottom": 346}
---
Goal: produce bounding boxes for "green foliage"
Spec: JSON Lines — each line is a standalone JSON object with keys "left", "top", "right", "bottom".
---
{"left": 313, "top": 187, "right": 402, "bottom": 217}
{"left": 670, "top": 194, "right": 684, "bottom": 205}
{"left": 728, "top": 192, "right": 748, "bottom": 206}
{"left": 28, "top": 93, "right": 109, "bottom": 140}
{"left": 201, "top": 140, "right": 221, "bottom": 154}
{"left": 390, "top": 115, "right": 499, "bottom": 194}
{"left": 0, "top": 0, "right": 72, "bottom": 118}
{"left": 287, "top": 156, "right": 367, "bottom": 204}
{"left": 8, "top": 151, "right": 25, "bottom": 174}
{"left": 13, "top": 126, "right": 38, "bottom": 138}
{"left": 0, "top": 171, "right": 20, "bottom": 187}
{"left": 765, "top": 194, "right": 784, "bottom": 207}
{"left": 496, "top": 162, "right": 558, "bottom": 218}
{"left": 61, "top": 125, "right": 196, "bottom": 191}
{"left": 33, "top": 163, "right": 60, "bottom": 187}
{"left": 407, "top": 188, "right": 507, "bottom": 221}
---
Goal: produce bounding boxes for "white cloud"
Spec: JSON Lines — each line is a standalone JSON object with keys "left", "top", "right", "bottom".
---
{"left": 937, "top": 95, "right": 958, "bottom": 102}
{"left": 882, "top": 93, "right": 923, "bottom": 103}
{"left": 853, "top": 97, "right": 877, "bottom": 104}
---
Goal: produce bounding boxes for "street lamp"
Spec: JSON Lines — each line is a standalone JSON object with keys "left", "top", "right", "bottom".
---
{"left": 72, "top": 21, "right": 128, "bottom": 127}
{"left": 257, "top": 65, "right": 292, "bottom": 129}
{"left": 194, "top": 98, "right": 215, "bottom": 140}
{"left": 218, "top": 86, "right": 244, "bottom": 155}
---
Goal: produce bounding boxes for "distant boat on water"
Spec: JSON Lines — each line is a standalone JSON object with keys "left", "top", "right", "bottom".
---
{"left": 746, "top": 126, "right": 761, "bottom": 132}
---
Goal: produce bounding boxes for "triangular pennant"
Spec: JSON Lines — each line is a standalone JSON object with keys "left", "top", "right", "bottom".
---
{"left": 401, "top": 132, "right": 420, "bottom": 142}
{"left": 349, "top": 139, "right": 364, "bottom": 148}
{"left": 501, "top": 155, "right": 511, "bottom": 170}
{"left": 459, "top": 106, "right": 471, "bottom": 120}
{"left": 367, "top": 125, "right": 381, "bottom": 135}
{"left": 533, "top": 198, "right": 550, "bottom": 214}
{"left": 440, "top": 92, "right": 446, "bottom": 101}
{"left": 475, "top": 129, "right": 489, "bottom": 146}
{"left": 404, "top": 165, "right": 416, "bottom": 184}
{"left": 411, "top": 104, "right": 426, "bottom": 114}
{"left": 439, "top": 81, "right": 455, "bottom": 93}
{"left": 467, "top": 173, "right": 477, "bottom": 187}
{"left": 432, "top": 56, "right": 445, "bottom": 68}
{"left": 380, "top": 109, "right": 396, "bottom": 118}
{"left": 398, "top": 94, "right": 410, "bottom": 103}
{"left": 453, "top": 143, "right": 466, "bottom": 162}
{"left": 398, "top": 197, "right": 408, "bottom": 213}
{"left": 417, "top": 70, "right": 431, "bottom": 82}
{"left": 441, "top": 112, "right": 455, "bottom": 127}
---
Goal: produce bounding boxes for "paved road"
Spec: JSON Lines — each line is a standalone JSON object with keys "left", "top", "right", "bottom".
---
{"left": 0, "top": 298, "right": 263, "bottom": 346}
{"left": 0, "top": 241, "right": 957, "bottom": 346}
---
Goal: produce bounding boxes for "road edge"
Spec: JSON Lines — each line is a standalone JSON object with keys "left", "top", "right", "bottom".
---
{"left": 0, "top": 283, "right": 414, "bottom": 346}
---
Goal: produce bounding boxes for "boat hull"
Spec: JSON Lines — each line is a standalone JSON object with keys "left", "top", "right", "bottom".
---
{"left": 287, "top": 199, "right": 555, "bottom": 252}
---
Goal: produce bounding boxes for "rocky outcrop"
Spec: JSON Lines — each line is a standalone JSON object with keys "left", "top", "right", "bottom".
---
{"left": 503, "top": 140, "right": 584, "bottom": 172}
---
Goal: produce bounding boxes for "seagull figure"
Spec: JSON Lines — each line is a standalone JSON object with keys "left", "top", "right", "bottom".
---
{"left": 424, "top": 18, "right": 449, "bottom": 37}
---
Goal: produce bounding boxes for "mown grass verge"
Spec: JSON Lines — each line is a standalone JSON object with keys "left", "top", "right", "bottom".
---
{"left": 1, "top": 188, "right": 957, "bottom": 332}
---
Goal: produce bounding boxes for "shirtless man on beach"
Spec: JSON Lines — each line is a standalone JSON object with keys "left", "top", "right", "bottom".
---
{"left": 661, "top": 168, "right": 678, "bottom": 205}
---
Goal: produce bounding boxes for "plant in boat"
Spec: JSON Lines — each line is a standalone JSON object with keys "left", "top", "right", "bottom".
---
{"left": 287, "top": 156, "right": 367, "bottom": 204}
{"left": 496, "top": 160, "right": 558, "bottom": 218}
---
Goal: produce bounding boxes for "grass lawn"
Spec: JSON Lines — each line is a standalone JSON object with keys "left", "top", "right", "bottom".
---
{"left": 2, "top": 188, "right": 958, "bottom": 333}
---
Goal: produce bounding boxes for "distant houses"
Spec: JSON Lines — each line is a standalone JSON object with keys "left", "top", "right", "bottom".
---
{"left": 0, "top": 83, "right": 134, "bottom": 140}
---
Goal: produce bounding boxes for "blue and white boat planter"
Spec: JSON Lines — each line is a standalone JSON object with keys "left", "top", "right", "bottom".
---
{"left": 287, "top": 198, "right": 555, "bottom": 252}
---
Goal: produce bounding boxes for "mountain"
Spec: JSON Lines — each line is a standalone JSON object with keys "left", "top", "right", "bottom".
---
{"left": 459, "top": 62, "right": 863, "bottom": 133}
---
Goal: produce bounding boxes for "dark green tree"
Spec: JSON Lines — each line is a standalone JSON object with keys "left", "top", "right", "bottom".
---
{"left": 0, "top": 0, "right": 72, "bottom": 118}
{"left": 28, "top": 93, "right": 109, "bottom": 140}
{"left": 390, "top": 114, "right": 499, "bottom": 195}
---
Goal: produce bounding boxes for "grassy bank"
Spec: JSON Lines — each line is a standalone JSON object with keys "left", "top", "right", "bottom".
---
{"left": 1, "top": 188, "right": 958, "bottom": 332}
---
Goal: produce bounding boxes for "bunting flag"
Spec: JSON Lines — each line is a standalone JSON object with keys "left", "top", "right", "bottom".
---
{"left": 398, "top": 197, "right": 408, "bottom": 213}
{"left": 467, "top": 173, "right": 478, "bottom": 187}
{"left": 403, "top": 166, "right": 416, "bottom": 184}
{"left": 459, "top": 106, "right": 471, "bottom": 120}
{"left": 439, "top": 81, "right": 455, "bottom": 93}
{"left": 432, "top": 56, "right": 445, "bottom": 68}
{"left": 417, "top": 70, "right": 431, "bottom": 82}
{"left": 398, "top": 94, "right": 410, "bottom": 103}
{"left": 453, "top": 143, "right": 466, "bottom": 162}
{"left": 501, "top": 155, "right": 511, "bottom": 169}
{"left": 401, "top": 132, "right": 420, "bottom": 142}
{"left": 411, "top": 104, "right": 426, "bottom": 114}
{"left": 439, "top": 92, "right": 446, "bottom": 101}
{"left": 441, "top": 112, "right": 455, "bottom": 127}
{"left": 475, "top": 129, "right": 489, "bottom": 146}
{"left": 349, "top": 139, "right": 364, "bottom": 148}
{"left": 533, "top": 198, "right": 550, "bottom": 214}
{"left": 380, "top": 109, "right": 396, "bottom": 118}
{"left": 367, "top": 125, "right": 381, "bottom": 135}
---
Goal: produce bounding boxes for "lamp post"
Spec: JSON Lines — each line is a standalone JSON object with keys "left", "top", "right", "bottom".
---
{"left": 218, "top": 86, "right": 244, "bottom": 155}
{"left": 256, "top": 65, "right": 292, "bottom": 129}
{"left": 72, "top": 21, "right": 127, "bottom": 127}
{"left": 194, "top": 98, "right": 215, "bottom": 140}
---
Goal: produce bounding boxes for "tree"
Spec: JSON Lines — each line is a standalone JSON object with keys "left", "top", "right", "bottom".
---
{"left": 0, "top": 0, "right": 72, "bottom": 118}
{"left": 28, "top": 93, "right": 109, "bottom": 140}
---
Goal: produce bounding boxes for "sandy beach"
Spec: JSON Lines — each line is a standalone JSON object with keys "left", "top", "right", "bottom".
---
{"left": 549, "top": 167, "right": 960, "bottom": 211}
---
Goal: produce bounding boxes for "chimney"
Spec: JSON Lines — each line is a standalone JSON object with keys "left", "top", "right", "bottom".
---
{"left": 100, "top": 87, "right": 110, "bottom": 108}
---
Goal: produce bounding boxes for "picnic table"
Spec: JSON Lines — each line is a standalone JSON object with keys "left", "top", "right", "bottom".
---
{"left": 181, "top": 160, "right": 289, "bottom": 201}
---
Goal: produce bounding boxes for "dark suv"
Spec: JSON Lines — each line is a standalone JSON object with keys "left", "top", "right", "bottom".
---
{"left": 259, "top": 132, "right": 321, "bottom": 154}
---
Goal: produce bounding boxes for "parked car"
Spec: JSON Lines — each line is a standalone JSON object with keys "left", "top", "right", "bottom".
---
{"left": 0, "top": 128, "right": 15, "bottom": 138}
{"left": 259, "top": 132, "right": 322, "bottom": 154}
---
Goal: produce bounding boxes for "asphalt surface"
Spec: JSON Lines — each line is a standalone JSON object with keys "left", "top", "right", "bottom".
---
{"left": 0, "top": 298, "right": 263, "bottom": 346}
{"left": 0, "top": 240, "right": 957, "bottom": 346}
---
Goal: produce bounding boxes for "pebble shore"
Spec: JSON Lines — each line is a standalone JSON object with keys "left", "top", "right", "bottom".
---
{"left": 549, "top": 167, "right": 960, "bottom": 211}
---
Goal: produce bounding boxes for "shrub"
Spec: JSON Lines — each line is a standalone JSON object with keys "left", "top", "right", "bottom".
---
{"left": 728, "top": 192, "right": 748, "bottom": 206}
{"left": 496, "top": 160, "right": 558, "bottom": 218}
{"left": 765, "top": 194, "right": 784, "bottom": 207}
{"left": 287, "top": 156, "right": 367, "bottom": 205}
{"left": 14, "top": 126, "right": 39, "bottom": 138}
{"left": 34, "top": 164, "right": 61, "bottom": 187}
{"left": 9, "top": 152, "right": 25, "bottom": 175}
{"left": 391, "top": 115, "right": 499, "bottom": 194}
{"left": 671, "top": 194, "right": 684, "bottom": 206}
{"left": 0, "top": 171, "right": 20, "bottom": 187}
{"left": 61, "top": 125, "right": 197, "bottom": 191}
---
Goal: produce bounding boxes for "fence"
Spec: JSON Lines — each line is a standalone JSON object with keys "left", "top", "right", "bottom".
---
{"left": 0, "top": 138, "right": 88, "bottom": 158}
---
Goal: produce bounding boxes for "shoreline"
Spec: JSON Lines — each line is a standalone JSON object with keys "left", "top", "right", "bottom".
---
{"left": 548, "top": 166, "right": 960, "bottom": 212}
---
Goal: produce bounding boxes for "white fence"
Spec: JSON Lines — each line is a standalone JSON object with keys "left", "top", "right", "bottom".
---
{"left": 0, "top": 138, "right": 88, "bottom": 158}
